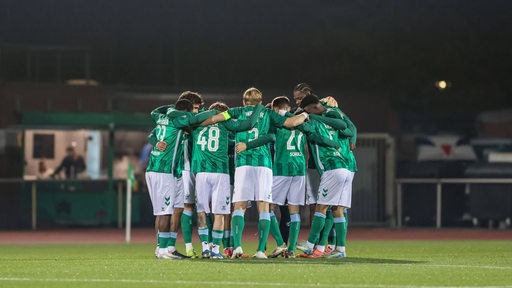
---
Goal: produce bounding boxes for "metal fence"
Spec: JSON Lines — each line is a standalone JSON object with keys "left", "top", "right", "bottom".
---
{"left": 396, "top": 178, "right": 512, "bottom": 228}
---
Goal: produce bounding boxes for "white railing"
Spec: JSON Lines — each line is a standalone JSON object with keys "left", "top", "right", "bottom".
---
{"left": 396, "top": 178, "right": 512, "bottom": 228}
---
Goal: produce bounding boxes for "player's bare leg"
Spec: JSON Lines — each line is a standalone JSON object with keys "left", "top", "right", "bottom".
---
{"left": 156, "top": 214, "right": 181, "bottom": 259}
{"left": 197, "top": 211, "right": 211, "bottom": 258}
{"left": 154, "top": 215, "right": 160, "bottom": 257}
{"left": 168, "top": 207, "right": 183, "bottom": 255}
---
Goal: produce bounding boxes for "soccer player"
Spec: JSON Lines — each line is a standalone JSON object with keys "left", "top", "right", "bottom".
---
{"left": 227, "top": 87, "right": 309, "bottom": 259}
{"left": 318, "top": 96, "right": 357, "bottom": 255}
{"left": 191, "top": 102, "right": 263, "bottom": 258}
{"left": 147, "top": 97, "right": 224, "bottom": 259}
{"left": 292, "top": 83, "right": 320, "bottom": 228}
{"left": 292, "top": 83, "right": 313, "bottom": 111}
{"left": 265, "top": 96, "right": 344, "bottom": 258}
{"left": 146, "top": 99, "right": 191, "bottom": 259}
{"left": 174, "top": 91, "right": 204, "bottom": 258}
{"left": 225, "top": 132, "right": 276, "bottom": 258}
{"left": 295, "top": 94, "right": 354, "bottom": 258}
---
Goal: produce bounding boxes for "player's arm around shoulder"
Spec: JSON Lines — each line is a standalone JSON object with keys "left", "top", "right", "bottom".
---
{"left": 150, "top": 105, "right": 173, "bottom": 122}
{"left": 236, "top": 133, "right": 275, "bottom": 154}
{"left": 147, "top": 128, "right": 167, "bottom": 151}
{"left": 273, "top": 109, "right": 308, "bottom": 129}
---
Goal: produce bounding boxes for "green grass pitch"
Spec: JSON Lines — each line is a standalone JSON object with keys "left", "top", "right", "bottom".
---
{"left": 1, "top": 241, "right": 511, "bottom": 288}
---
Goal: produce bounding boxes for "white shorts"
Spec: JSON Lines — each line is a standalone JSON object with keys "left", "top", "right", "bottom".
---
{"left": 182, "top": 170, "right": 196, "bottom": 204}
{"left": 174, "top": 177, "right": 184, "bottom": 209}
{"left": 271, "top": 175, "right": 305, "bottom": 206}
{"left": 344, "top": 171, "right": 355, "bottom": 197}
{"left": 233, "top": 166, "right": 273, "bottom": 203}
{"left": 145, "top": 172, "right": 181, "bottom": 215}
{"left": 306, "top": 168, "right": 320, "bottom": 205}
{"left": 317, "top": 168, "right": 352, "bottom": 208}
{"left": 196, "top": 172, "right": 231, "bottom": 215}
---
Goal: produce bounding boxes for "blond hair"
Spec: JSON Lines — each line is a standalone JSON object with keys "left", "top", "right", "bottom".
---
{"left": 243, "top": 87, "right": 262, "bottom": 106}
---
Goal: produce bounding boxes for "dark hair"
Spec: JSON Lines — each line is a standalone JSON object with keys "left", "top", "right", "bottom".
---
{"left": 271, "top": 96, "right": 291, "bottom": 110}
{"left": 293, "top": 83, "right": 313, "bottom": 95}
{"left": 299, "top": 94, "right": 320, "bottom": 109}
{"left": 178, "top": 91, "right": 204, "bottom": 105}
{"left": 209, "top": 101, "right": 229, "bottom": 112}
{"left": 175, "top": 98, "right": 193, "bottom": 112}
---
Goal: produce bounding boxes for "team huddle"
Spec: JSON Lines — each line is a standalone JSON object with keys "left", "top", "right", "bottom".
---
{"left": 145, "top": 83, "right": 357, "bottom": 260}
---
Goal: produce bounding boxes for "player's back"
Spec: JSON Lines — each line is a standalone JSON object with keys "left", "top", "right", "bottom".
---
{"left": 273, "top": 126, "right": 306, "bottom": 176}
{"left": 308, "top": 116, "right": 345, "bottom": 175}
{"left": 146, "top": 114, "right": 184, "bottom": 175}
{"left": 328, "top": 107, "right": 357, "bottom": 172}
{"left": 191, "top": 123, "right": 230, "bottom": 174}
{"left": 234, "top": 106, "right": 273, "bottom": 168}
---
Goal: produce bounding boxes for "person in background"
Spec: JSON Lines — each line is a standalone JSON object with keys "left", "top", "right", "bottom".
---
{"left": 51, "top": 146, "right": 86, "bottom": 179}
{"left": 36, "top": 159, "right": 54, "bottom": 179}
{"left": 139, "top": 143, "right": 153, "bottom": 172}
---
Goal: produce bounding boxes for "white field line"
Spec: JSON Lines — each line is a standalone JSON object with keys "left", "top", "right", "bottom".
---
{"left": 393, "top": 264, "right": 512, "bottom": 270}
{"left": 0, "top": 278, "right": 512, "bottom": 288}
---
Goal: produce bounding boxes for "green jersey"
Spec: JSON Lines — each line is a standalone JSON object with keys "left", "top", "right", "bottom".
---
{"left": 191, "top": 122, "right": 232, "bottom": 174}
{"left": 228, "top": 106, "right": 286, "bottom": 169}
{"left": 192, "top": 106, "right": 262, "bottom": 174}
{"left": 146, "top": 106, "right": 218, "bottom": 176}
{"left": 328, "top": 107, "right": 358, "bottom": 172}
{"left": 308, "top": 117, "right": 346, "bottom": 175}
{"left": 341, "top": 113, "right": 358, "bottom": 172}
{"left": 273, "top": 127, "right": 306, "bottom": 176}
{"left": 146, "top": 113, "right": 185, "bottom": 176}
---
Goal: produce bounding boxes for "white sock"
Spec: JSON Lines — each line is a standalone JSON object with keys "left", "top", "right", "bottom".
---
{"left": 212, "top": 244, "right": 220, "bottom": 254}
{"left": 185, "top": 243, "right": 194, "bottom": 252}
{"left": 327, "top": 244, "right": 335, "bottom": 250}
{"left": 306, "top": 241, "right": 315, "bottom": 250}
{"left": 316, "top": 245, "right": 325, "bottom": 252}
{"left": 201, "top": 241, "right": 209, "bottom": 251}
{"left": 167, "top": 246, "right": 176, "bottom": 253}
{"left": 336, "top": 246, "right": 345, "bottom": 253}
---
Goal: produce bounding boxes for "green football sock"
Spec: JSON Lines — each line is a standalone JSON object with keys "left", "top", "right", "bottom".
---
{"left": 288, "top": 214, "right": 301, "bottom": 251}
{"left": 334, "top": 217, "right": 347, "bottom": 248}
{"left": 257, "top": 212, "right": 271, "bottom": 252}
{"left": 344, "top": 208, "right": 349, "bottom": 230}
{"left": 269, "top": 211, "right": 284, "bottom": 246}
{"left": 231, "top": 210, "right": 245, "bottom": 248}
{"left": 318, "top": 209, "right": 333, "bottom": 246}
{"left": 222, "top": 230, "right": 231, "bottom": 248}
{"left": 212, "top": 230, "right": 223, "bottom": 246}
{"left": 198, "top": 227, "right": 209, "bottom": 243}
{"left": 157, "top": 232, "right": 171, "bottom": 249}
{"left": 181, "top": 210, "right": 193, "bottom": 244}
{"left": 328, "top": 227, "right": 336, "bottom": 246}
{"left": 206, "top": 213, "right": 213, "bottom": 243}
{"left": 307, "top": 212, "right": 326, "bottom": 245}
{"left": 168, "top": 232, "right": 177, "bottom": 249}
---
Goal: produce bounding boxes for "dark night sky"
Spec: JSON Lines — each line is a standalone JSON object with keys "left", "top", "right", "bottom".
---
{"left": 1, "top": 0, "right": 512, "bottom": 117}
